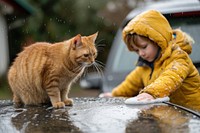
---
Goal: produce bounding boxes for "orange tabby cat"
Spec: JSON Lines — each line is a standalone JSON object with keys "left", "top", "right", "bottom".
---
{"left": 8, "top": 32, "right": 98, "bottom": 108}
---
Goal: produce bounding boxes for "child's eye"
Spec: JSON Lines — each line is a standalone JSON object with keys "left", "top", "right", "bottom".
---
{"left": 142, "top": 45, "right": 147, "bottom": 49}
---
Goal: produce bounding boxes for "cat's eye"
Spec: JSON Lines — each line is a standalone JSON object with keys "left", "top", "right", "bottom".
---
{"left": 84, "top": 54, "right": 89, "bottom": 57}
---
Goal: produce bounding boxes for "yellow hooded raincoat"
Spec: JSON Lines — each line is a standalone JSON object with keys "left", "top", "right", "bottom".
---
{"left": 112, "top": 10, "right": 200, "bottom": 111}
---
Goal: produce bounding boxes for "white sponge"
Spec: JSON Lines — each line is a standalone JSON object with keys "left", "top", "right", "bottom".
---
{"left": 125, "top": 96, "right": 170, "bottom": 105}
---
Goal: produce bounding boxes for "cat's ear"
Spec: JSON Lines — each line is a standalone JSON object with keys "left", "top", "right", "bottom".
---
{"left": 88, "top": 32, "right": 98, "bottom": 43}
{"left": 73, "top": 34, "right": 82, "bottom": 50}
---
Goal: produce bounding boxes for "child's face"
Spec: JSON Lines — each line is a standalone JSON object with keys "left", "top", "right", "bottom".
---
{"left": 131, "top": 36, "right": 159, "bottom": 62}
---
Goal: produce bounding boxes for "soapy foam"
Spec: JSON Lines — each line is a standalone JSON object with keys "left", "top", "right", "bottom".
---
{"left": 125, "top": 97, "right": 170, "bottom": 105}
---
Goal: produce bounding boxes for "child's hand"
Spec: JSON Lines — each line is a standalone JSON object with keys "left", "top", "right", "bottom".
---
{"left": 99, "top": 92, "right": 112, "bottom": 98}
{"left": 136, "top": 93, "right": 154, "bottom": 101}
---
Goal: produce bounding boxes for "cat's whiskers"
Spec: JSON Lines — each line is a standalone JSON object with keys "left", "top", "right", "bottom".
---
{"left": 83, "top": 66, "right": 89, "bottom": 78}
{"left": 96, "top": 39, "right": 105, "bottom": 46}
{"left": 95, "top": 60, "right": 105, "bottom": 68}
{"left": 96, "top": 43, "right": 106, "bottom": 47}
{"left": 81, "top": 62, "right": 90, "bottom": 67}
{"left": 79, "top": 65, "right": 92, "bottom": 82}
{"left": 95, "top": 39, "right": 106, "bottom": 54}
{"left": 92, "top": 61, "right": 104, "bottom": 78}
{"left": 80, "top": 60, "right": 104, "bottom": 79}
{"left": 72, "top": 65, "right": 84, "bottom": 74}
{"left": 96, "top": 44, "right": 105, "bottom": 53}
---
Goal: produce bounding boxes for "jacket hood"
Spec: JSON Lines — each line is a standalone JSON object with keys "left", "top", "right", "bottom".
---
{"left": 123, "top": 10, "right": 173, "bottom": 52}
{"left": 173, "top": 29, "right": 194, "bottom": 54}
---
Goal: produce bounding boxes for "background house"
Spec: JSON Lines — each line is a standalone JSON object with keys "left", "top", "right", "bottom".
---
{"left": 0, "top": 0, "right": 34, "bottom": 77}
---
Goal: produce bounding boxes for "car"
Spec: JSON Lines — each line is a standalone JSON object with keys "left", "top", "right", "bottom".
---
{"left": 2, "top": 1, "right": 200, "bottom": 132}
{"left": 0, "top": 98, "right": 200, "bottom": 132}
{"left": 80, "top": 0, "right": 200, "bottom": 94}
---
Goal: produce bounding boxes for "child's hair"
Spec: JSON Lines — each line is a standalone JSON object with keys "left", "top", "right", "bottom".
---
{"left": 125, "top": 34, "right": 155, "bottom": 51}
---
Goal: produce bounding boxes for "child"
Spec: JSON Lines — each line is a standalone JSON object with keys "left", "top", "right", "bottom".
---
{"left": 101, "top": 10, "right": 200, "bottom": 111}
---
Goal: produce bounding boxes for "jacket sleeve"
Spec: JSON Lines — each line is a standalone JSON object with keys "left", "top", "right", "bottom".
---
{"left": 141, "top": 51, "right": 190, "bottom": 98}
{"left": 112, "top": 67, "right": 144, "bottom": 97}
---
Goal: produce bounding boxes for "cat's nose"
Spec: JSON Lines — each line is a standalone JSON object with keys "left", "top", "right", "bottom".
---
{"left": 91, "top": 60, "right": 94, "bottom": 64}
{"left": 90, "top": 59, "right": 95, "bottom": 64}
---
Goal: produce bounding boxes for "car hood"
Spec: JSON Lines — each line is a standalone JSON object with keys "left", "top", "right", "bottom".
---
{"left": 0, "top": 98, "right": 200, "bottom": 133}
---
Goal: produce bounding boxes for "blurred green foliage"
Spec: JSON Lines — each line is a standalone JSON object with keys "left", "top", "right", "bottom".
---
{"left": 22, "top": 0, "right": 119, "bottom": 63}
{"left": 0, "top": 76, "right": 12, "bottom": 99}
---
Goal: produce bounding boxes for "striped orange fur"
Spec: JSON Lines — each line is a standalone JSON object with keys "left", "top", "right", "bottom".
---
{"left": 8, "top": 33, "right": 98, "bottom": 108}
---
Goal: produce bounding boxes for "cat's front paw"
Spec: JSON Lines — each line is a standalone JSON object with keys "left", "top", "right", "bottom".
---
{"left": 52, "top": 102, "right": 65, "bottom": 108}
{"left": 63, "top": 98, "right": 73, "bottom": 106}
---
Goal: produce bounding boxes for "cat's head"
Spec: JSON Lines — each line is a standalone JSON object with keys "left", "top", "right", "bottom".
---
{"left": 69, "top": 32, "right": 98, "bottom": 67}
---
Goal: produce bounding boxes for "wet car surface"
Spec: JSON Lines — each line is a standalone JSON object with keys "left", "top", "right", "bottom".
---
{"left": 0, "top": 98, "right": 200, "bottom": 133}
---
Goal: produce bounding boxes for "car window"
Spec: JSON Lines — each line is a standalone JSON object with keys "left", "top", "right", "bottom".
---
{"left": 111, "top": 31, "right": 138, "bottom": 73}
{"left": 168, "top": 16, "right": 200, "bottom": 63}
